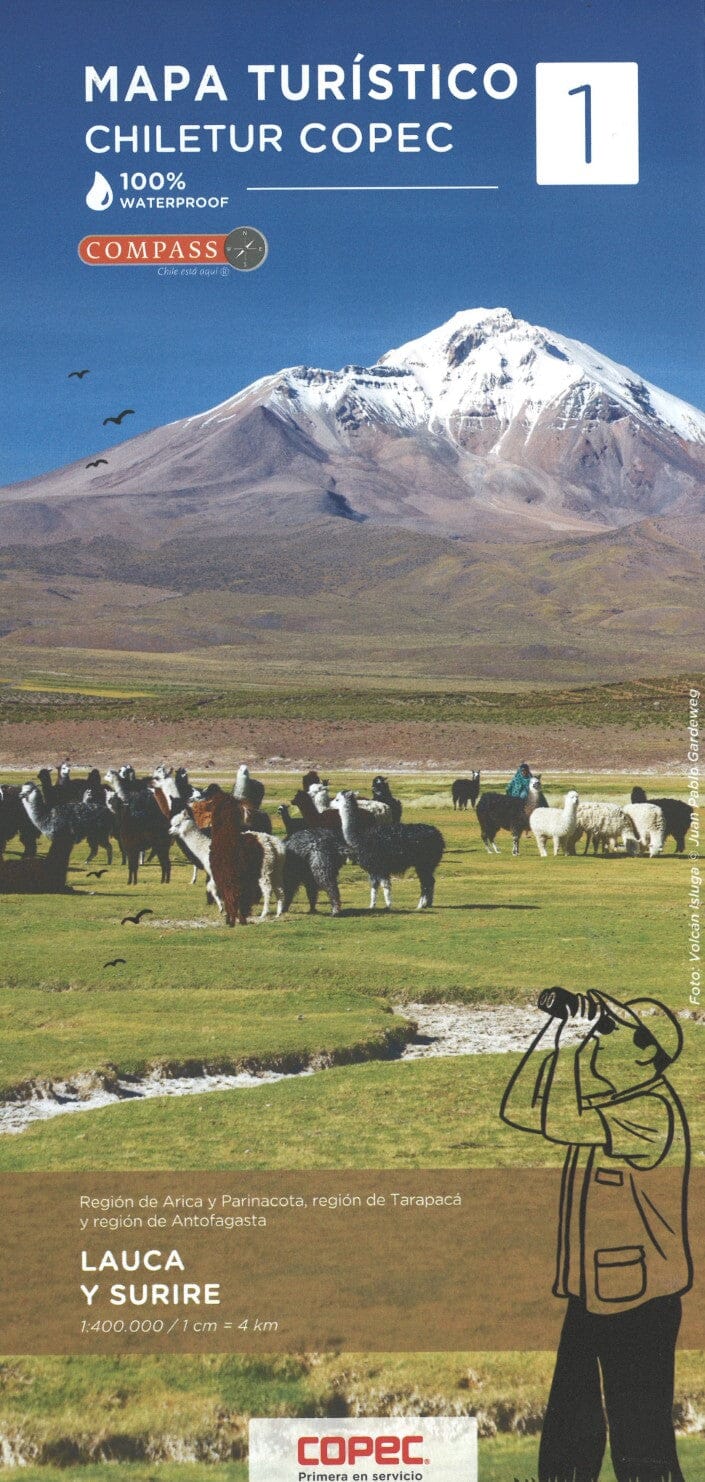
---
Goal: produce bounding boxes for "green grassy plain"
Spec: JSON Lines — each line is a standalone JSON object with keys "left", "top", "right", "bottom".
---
{"left": 6, "top": 1443, "right": 705, "bottom": 1482}
{"left": 0, "top": 658, "right": 697, "bottom": 729}
{"left": 0, "top": 770, "right": 699, "bottom": 1171}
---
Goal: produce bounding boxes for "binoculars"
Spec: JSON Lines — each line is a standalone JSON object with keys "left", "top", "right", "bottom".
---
{"left": 537, "top": 986, "right": 618, "bottom": 1035}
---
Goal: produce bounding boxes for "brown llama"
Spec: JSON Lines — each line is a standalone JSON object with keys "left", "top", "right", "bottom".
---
{"left": 291, "top": 788, "right": 380, "bottom": 837}
{"left": 291, "top": 788, "right": 342, "bottom": 834}
{"left": 190, "top": 790, "right": 263, "bottom": 926}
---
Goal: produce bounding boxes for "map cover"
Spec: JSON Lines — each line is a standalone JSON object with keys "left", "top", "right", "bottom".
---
{"left": 0, "top": 2, "right": 702, "bottom": 1479}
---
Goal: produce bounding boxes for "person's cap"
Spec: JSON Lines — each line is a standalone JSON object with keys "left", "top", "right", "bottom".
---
{"left": 591, "top": 990, "right": 683, "bottom": 1063}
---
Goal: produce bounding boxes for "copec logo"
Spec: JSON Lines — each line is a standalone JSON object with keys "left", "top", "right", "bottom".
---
{"left": 297, "top": 1432, "right": 425, "bottom": 1467}
{"left": 248, "top": 1416, "right": 477, "bottom": 1481}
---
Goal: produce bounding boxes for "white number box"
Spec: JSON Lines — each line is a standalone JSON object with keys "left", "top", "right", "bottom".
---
{"left": 536, "top": 62, "right": 639, "bottom": 184}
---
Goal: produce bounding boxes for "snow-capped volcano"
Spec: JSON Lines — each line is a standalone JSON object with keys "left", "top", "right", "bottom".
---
{"left": 378, "top": 307, "right": 705, "bottom": 446}
{"left": 1, "top": 308, "right": 705, "bottom": 547}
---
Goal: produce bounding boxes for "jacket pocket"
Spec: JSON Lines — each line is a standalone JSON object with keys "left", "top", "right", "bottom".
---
{"left": 595, "top": 1246, "right": 646, "bottom": 1303}
{"left": 595, "top": 1167, "right": 623, "bottom": 1186}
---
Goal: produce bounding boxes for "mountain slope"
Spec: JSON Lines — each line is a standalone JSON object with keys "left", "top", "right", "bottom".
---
{"left": 0, "top": 514, "right": 703, "bottom": 682}
{"left": 1, "top": 309, "right": 704, "bottom": 547}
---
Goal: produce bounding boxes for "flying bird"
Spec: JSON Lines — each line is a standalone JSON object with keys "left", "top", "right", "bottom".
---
{"left": 103, "top": 958, "right": 127, "bottom": 968}
{"left": 68, "top": 369, "right": 90, "bottom": 379}
{"left": 86, "top": 868, "right": 107, "bottom": 878}
{"left": 121, "top": 908, "right": 153, "bottom": 925}
{"left": 86, "top": 459, "right": 108, "bottom": 469}
{"left": 102, "top": 409, "right": 134, "bottom": 426}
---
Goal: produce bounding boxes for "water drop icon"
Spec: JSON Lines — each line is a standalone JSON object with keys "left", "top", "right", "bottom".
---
{"left": 86, "top": 171, "right": 113, "bottom": 211}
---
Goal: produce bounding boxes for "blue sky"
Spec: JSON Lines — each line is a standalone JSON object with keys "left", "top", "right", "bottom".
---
{"left": 1, "top": 0, "right": 704, "bottom": 483}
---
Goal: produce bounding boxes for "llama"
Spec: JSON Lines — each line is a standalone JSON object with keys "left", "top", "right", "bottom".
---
{"left": 109, "top": 764, "right": 158, "bottom": 870}
{"left": 81, "top": 770, "right": 116, "bottom": 862}
{"left": 152, "top": 767, "right": 198, "bottom": 821}
{"left": 282, "top": 829, "right": 345, "bottom": 916}
{"left": 334, "top": 790, "right": 444, "bottom": 910}
{"left": 530, "top": 791, "right": 580, "bottom": 858}
{"left": 293, "top": 787, "right": 387, "bottom": 839}
{"left": 0, "top": 785, "right": 39, "bottom": 858}
{"left": 189, "top": 794, "right": 285, "bottom": 921}
{"left": 153, "top": 765, "right": 194, "bottom": 812}
{"left": 56, "top": 763, "right": 104, "bottom": 802}
{"left": 302, "top": 770, "right": 324, "bottom": 792}
{"left": 20, "top": 782, "right": 114, "bottom": 864}
{"left": 277, "top": 804, "right": 307, "bottom": 838}
{"left": 168, "top": 810, "right": 223, "bottom": 911}
{"left": 372, "top": 775, "right": 403, "bottom": 823}
{"left": 572, "top": 801, "right": 639, "bottom": 856}
{"left": 81, "top": 788, "right": 116, "bottom": 865}
{"left": 104, "top": 769, "right": 171, "bottom": 885}
{"left": 623, "top": 802, "right": 665, "bottom": 858}
{"left": 308, "top": 782, "right": 332, "bottom": 812}
{"left": 36, "top": 763, "right": 103, "bottom": 805}
{"left": 153, "top": 770, "right": 203, "bottom": 882}
{"left": 339, "top": 796, "right": 391, "bottom": 819}
{"left": 233, "top": 764, "right": 265, "bottom": 810}
{"left": 630, "top": 787, "right": 693, "bottom": 854}
{"left": 251, "top": 832, "right": 286, "bottom": 919}
{"left": 452, "top": 773, "right": 481, "bottom": 811}
{"left": 239, "top": 799, "right": 272, "bottom": 834}
{"left": 476, "top": 776, "right": 544, "bottom": 856}
{"left": 37, "top": 767, "right": 62, "bottom": 805}
{"left": 205, "top": 782, "right": 271, "bottom": 835}
{"left": 0, "top": 832, "right": 74, "bottom": 894}
{"left": 292, "top": 788, "right": 343, "bottom": 835}
{"left": 190, "top": 791, "right": 264, "bottom": 926}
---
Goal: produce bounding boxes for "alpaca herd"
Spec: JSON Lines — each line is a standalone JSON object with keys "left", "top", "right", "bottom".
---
{"left": 453, "top": 769, "right": 693, "bottom": 860}
{"left": 0, "top": 760, "right": 695, "bottom": 916}
{"left": 0, "top": 763, "right": 426, "bottom": 921}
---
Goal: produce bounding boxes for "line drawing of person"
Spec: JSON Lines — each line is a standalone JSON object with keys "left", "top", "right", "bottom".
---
{"left": 500, "top": 986, "right": 692, "bottom": 1482}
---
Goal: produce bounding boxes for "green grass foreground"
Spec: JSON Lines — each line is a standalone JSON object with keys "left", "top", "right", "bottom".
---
{"left": 3, "top": 1450, "right": 704, "bottom": 1482}
{"left": 2, "top": 1440, "right": 704, "bottom": 1481}
{"left": 0, "top": 1352, "right": 702, "bottom": 1473}
{"left": 0, "top": 771, "right": 699, "bottom": 1171}
{"left": 0, "top": 1471, "right": 247, "bottom": 1482}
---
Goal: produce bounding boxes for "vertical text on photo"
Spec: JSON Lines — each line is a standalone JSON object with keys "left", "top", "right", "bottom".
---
{"left": 688, "top": 688, "right": 701, "bottom": 1006}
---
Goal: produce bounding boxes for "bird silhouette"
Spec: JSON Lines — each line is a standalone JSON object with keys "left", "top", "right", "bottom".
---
{"left": 103, "top": 958, "right": 127, "bottom": 968}
{"left": 121, "top": 908, "right": 153, "bottom": 926}
{"left": 103, "top": 409, "right": 134, "bottom": 426}
{"left": 86, "top": 869, "right": 108, "bottom": 879}
{"left": 86, "top": 459, "right": 108, "bottom": 469}
{"left": 68, "top": 369, "right": 90, "bottom": 379}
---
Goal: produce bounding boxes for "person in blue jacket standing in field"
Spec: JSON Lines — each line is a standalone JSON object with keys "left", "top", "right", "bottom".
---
{"left": 506, "top": 762, "right": 534, "bottom": 798}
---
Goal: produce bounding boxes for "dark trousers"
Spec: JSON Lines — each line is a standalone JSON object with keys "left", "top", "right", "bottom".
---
{"left": 539, "top": 1295, "right": 683, "bottom": 1482}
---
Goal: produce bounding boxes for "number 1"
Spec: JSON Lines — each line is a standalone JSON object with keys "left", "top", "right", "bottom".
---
{"left": 568, "top": 83, "right": 592, "bottom": 164}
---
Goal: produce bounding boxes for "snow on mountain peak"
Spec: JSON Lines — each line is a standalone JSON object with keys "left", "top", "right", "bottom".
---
{"left": 376, "top": 307, "right": 705, "bottom": 446}
{"left": 189, "top": 306, "right": 705, "bottom": 456}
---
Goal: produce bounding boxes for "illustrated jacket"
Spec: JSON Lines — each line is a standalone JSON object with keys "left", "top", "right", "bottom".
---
{"left": 500, "top": 1024, "right": 693, "bottom": 1315}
